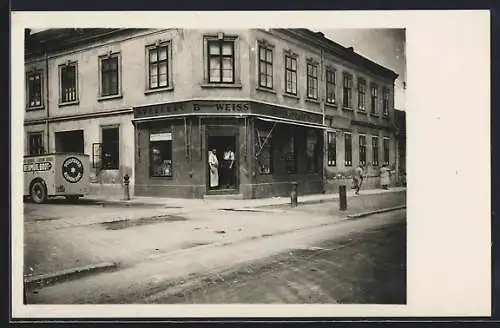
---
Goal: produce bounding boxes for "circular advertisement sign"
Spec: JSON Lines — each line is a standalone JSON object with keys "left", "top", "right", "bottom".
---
{"left": 62, "top": 157, "right": 84, "bottom": 183}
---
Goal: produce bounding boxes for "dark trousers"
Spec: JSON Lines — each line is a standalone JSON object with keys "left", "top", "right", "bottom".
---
{"left": 222, "top": 161, "right": 233, "bottom": 187}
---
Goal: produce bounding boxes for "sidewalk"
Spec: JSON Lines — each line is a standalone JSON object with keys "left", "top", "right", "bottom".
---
{"left": 85, "top": 187, "right": 407, "bottom": 211}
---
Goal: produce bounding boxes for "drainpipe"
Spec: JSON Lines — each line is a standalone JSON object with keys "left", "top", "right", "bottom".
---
{"left": 41, "top": 40, "right": 50, "bottom": 154}
{"left": 320, "top": 48, "right": 326, "bottom": 193}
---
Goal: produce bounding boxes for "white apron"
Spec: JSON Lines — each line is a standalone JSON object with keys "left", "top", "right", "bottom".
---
{"left": 208, "top": 151, "right": 219, "bottom": 188}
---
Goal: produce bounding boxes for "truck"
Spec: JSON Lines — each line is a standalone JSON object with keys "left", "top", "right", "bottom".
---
{"left": 24, "top": 153, "right": 90, "bottom": 204}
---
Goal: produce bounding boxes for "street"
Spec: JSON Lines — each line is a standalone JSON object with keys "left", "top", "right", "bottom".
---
{"left": 23, "top": 190, "right": 406, "bottom": 304}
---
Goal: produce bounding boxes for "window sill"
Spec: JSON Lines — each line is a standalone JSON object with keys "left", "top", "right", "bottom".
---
{"left": 305, "top": 98, "right": 320, "bottom": 105}
{"left": 58, "top": 100, "right": 80, "bottom": 107}
{"left": 145, "top": 86, "right": 174, "bottom": 95}
{"left": 200, "top": 83, "right": 242, "bottom": 89}
{"left": 370, "top": 113, "right": 379, "bottom": 118}
{"left": 382, "top": 115, "right": 390, "bottom": 120}
{"left": 342, "top": 106, "right": 354, "bottom": 112}
{"left": 283, "top": 92, "right": 300, "bottom": 100}
{"left": 256, "top": 86, "right": 276, "bottom": 94}
{"left": 357, "top": 110, "right": 367, "bottom": 115}
{"left": 325, "top": 102, "right": 337, "bottom": 109}
{"left": 26, "top": 106, "right": 45, "bottom": 112}
{"left": 150, "top": 176, "right": 174, "bottom": 180}
{"left": 97, "top": 94, "right": 123, "bottom": 102}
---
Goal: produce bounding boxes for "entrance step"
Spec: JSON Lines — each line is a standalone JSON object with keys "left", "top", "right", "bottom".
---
{"left": 204, "top": 193, "right": 244, "bottom": 200}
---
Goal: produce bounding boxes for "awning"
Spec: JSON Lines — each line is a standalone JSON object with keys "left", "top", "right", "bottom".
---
{"left": 256, "top": 116, "right": 326, "bottom": 130}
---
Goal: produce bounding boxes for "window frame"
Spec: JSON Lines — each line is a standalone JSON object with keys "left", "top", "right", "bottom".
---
{"left": 372, "top": 136, "right": 379, "bottom": 166}
{"left": 98, "top": 52, "right": 122, "bottom": 100}
{"left": 383, "top": 87, "right": 390, "bottom": 117}
{"left": 284, "top": 54, "right": 298, "bottom": 96}
{"left": 258, "top": 45, "right": 273, "bottom": 90}
{"left": 26, "top": 70, "right": 43, "bottom": 110}
{"left": 207, "top": 39, "right": 235, "bottom": 84}
{"left": 357, "top": 78, "right": 366, "bottom": 112}
{"left": 147, "top": 42, "right": 170, "bottom": 90}
{"left": 344, "top": 132, "right": 352, "bottom": 167}
{"left": 100, "top": 125, "right": 120, "bottom": 170}
{"left": 343, "top": 72, "right": 353, "bottom": 109}
{"left": 306, "top": 62, "right": 318, "bottom": 100}
{"left": 285, "top": 133, "right": 298, "bottom": 174}
{"left": 58, "top": 61, "right": 79, "bottom": 105}
{"left": 327, "top": 131, "right": 336, "bottom": 166}
{"left": 371, "top": 83, "right": 379, "bottom": 115}
{"left": 27, "top": 131, "right": 45, "bottom": 156}
{"left": 359, "top": 135, "right": 367, "bottom": 166}
{"left": 383, "top": 137, "right": 390, "bottom": 166}
{"left": 255, "top": 126, "right": 273, "bottom": 175}
{"left": 326, "top": 69, "right": 336, "bottom": 105}
{"left": 149, "top": 131, "right": 173, "bottom": 178}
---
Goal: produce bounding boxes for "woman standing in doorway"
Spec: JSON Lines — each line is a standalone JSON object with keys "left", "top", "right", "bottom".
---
{"left": 208, "top": 149, "right": 219, "bottom": 189}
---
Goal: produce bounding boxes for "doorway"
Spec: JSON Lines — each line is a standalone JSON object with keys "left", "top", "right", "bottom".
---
{"left": 207, "top": 135, "right": 238, "bottom": 193}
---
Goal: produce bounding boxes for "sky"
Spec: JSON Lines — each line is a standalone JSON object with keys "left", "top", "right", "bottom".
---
{"left": 324, "top": 29, "right": 407, "bottom": 111}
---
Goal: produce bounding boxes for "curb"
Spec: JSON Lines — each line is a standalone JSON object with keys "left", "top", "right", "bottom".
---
{"left": 345, "top": 205, "right": 407, "bottom": 219}
{"left": 24, "top": 261, "right": 120, "bottom": 290}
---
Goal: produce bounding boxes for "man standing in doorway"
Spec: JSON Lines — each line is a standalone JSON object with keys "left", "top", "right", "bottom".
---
{"left": 223, "top": 147, "right": 235, "bottom": 189}
{"left": 354, "top": 164, "right": 364, "bottom": 195}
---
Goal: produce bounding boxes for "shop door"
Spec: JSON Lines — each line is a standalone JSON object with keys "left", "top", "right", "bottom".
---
{"left": 207, "top": 135, "right": 238, "bottom": 193}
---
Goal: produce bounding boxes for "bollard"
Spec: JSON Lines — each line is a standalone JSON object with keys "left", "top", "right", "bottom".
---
{"left": 123, "top": 174, "right": 130, "bottom": 201}
{"left": 290, "top": 182, "right": 298, "bottom": 207}
{"left": 339, "top": 185, "right": 347, "bottom": 211}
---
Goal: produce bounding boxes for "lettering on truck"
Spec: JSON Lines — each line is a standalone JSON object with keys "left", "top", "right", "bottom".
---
{"left": 23, "top": 162, "right": 52, "bottom": 172}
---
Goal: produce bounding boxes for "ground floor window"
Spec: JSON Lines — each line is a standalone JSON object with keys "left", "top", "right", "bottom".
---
{"left": 255, "top": 127, "right": 273, "bottom": 174}
{"left": 149, "top": 132, "right": 173, "bottom": 177}
{"left": 372, "top": 136, "right": 379, "bottom": 166}
{"left": 55, "top": 130, "right": 84, "bottom": 153}
{"left": 285, "top": 134, "right": 297, "bottom": 173}
{"left": 28, "top": 132, "right": 44, "bottom": 155}
{"left": 306, "top": 130, "right": 319, "bottom": 173}
{"left": 359, "top": 135, "right": 366, "bottom": 166}
{"left": 383, "top": 137, "right": 390, "bottom": 165}
{"left": 344, "top": 132, "right": 352, "bottom": 166}
{"left": 327, "top": 131, "right": 336, "bottom": 166}
{"left": 101, "top": 126, "right": 120, "bottom": 169}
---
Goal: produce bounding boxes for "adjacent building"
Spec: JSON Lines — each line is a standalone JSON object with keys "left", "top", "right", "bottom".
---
{"left": 24, "top": 28, "right": 399, "bottom": 199}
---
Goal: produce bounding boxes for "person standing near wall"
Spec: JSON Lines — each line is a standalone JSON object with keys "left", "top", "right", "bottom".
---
{"left": 208, "top": 149, "right": 219, "bottom": 189}
{"left": 380, "top": 163, "right": 391, "bottom": 190}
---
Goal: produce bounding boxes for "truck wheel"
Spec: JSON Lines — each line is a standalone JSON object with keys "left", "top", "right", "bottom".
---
{"left": 30, "top": 181, "right": 47, "bottom": 204}
{"left": 65, "top": 195, "right": 80, "bottom": 202}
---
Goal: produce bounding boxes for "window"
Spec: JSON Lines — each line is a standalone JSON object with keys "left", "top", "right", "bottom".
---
{"left": 258, "top": 46, "right": 273, "bottom": 89}
{"left": 101, "top": 127, "right": 119, "bottom": 169}
{"left": 208, "top": 40, "right": 235, "bottom": 83}
{"left": 285, "top": 134, "right": 297, "bottom": 173}
{"left": 285, "top": 55, "right": 297, "bottom": 95}
{"left": 383, "top": 137, "right": 390, "bottom": 165}
{"left": 358, "top": 78, "right": 366, "bottom": 111}
{"left": 55, "top": 130, "right": 84, "bottom": 153}
{"left": 100, "top": 54, "right": 120, "bottom": 97}
{"left": 372, "top": 136, "right": 379, "bottom": 166}
{"left": 326, "top": 70, "right": 336, "bottom": 105}
{"left": 27, "top": 71, "right": 42, "bottom": 108}
{"left": 359, "top": 135, "right": 366, "bottom": 166}
{"left": 343, "top": 73, "right": 353, "bottom": 108}
{"left": 383, "top": 87, "right": 390, "bottom": 117}
{"left": 306, "top": 130, "right": 319, "bottom": 173}
{"left": 327, "top": 131, "right": 336, "bottom": 166}
{"left": 307, "top": 63, "right": 318, "bottom": 99}
{"left": 150, "top": 132, "right": 173, "bottom": 177}
{"left": 344, "top": 132, "right": 352, "bottom": 166}
{"left": 148, "top": 43, "right": 169, "bottom": 89}
{"left": 59, "top": 62, "right": 78, "bottom": 103}
{"left": 255, "top": 127, "right": 273, "bottom": 174}
{"left": 28, "top": 132, "right": 44, "bottom": 155}
{"left": 371, "top": 84, "right": 378, "bottom": 115}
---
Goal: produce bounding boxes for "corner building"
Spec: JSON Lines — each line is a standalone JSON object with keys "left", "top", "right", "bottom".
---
{"left": 24, "top": 28, "right": 398, "bottom": 199}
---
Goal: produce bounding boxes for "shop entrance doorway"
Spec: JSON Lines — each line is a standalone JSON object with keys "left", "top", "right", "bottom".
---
{"left": 207, "top": 135, "right": 238, "bottom": 193}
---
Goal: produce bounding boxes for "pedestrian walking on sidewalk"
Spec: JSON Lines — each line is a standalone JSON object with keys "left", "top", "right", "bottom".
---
{"left": 380, "top": 164, "right": 391, "bottom": 190}
{"left": 353, "top": 164, "right": 364, "bottom": 195}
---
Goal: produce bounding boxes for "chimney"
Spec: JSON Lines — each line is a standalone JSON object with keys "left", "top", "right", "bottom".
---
{"left": 315, "top": 32, "right": 324, "bottom": 38}
{"left": 24, "top": 28, "right": 31, "bottom": 40}
{"left": 348, "top": 46, "right": 354, "bottom": 51}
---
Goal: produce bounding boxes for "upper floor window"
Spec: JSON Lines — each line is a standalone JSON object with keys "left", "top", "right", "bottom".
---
{"left": 28, "top": 132, "right": 44, "bottom": 156}
{"left": 306, "top": 63, "right": 318, "bottom": 100}
{"left": 258, "top": 46, "right": 273, "bottom": 89}
{"left": 27, "top": 71, "right": 42, "bottom": 109}
{"left": 371, "top": 84, "right": 378, "bottom": 115}
{"left": 358, "top": 78, "right": 366, "bottom": 111}
{"left": 148, "top": 43, "right": 169, "bottom": 89}
{"left": 59, "top": 62, "right": 78, "bottom": 104}
{"left": 208, "top": 40, "right": 235, "bottom": 83}
{"left": 326, "top": 69, "right": 336, "bottom": 105}
{"left": 285, "top": 55, "right": 297, "bottom": 95}
{"left": 343, "top": 73, "right": 353, "bottom": 109}
{"left": 99, "top": 52, "right": 121, "bottom": 98}
{"left": 383, "top": 87, "right": 390, "bottom": 117}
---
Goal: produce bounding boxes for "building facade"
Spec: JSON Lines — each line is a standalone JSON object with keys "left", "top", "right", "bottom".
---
{"left": 24, "top": 28, "right": 399, "bottom": 199}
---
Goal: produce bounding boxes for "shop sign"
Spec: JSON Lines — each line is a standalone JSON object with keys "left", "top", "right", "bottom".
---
{"left": 192, "top": 102, "right": 250, "bottom": 113}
